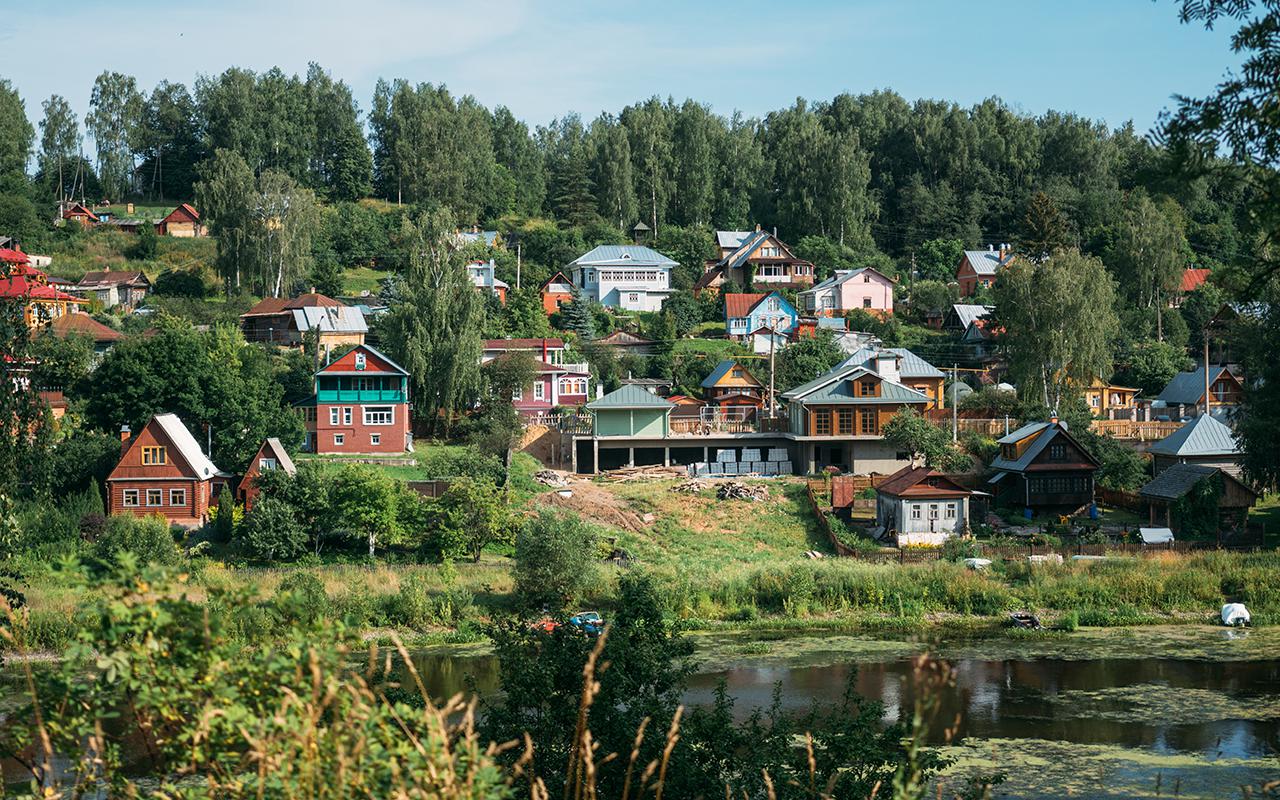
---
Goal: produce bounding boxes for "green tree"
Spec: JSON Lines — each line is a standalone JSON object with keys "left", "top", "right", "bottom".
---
{"left": 1109, "top": 191, "right": 1187, "bottom": 340}
{"left": 513, "top": 510, "right": 598, "bottom": 609}
{"left": 992, "top": 249, "right": 1119, "bottom": 412}
{"left": 378, "top": 210, "right": 484, "bottom": 436}
{"left": 236, "top": 496, "right": 306, "bottom": 561}
{"left": 1016, "top": 191, "right": 1072, "bottom": 262}
{"left": 331, "top": 465, "right": 399, "bottom": 556}
{"left": 1115, "top": 339, "right": 1191, "bottom": 397}
{"left": 773, "top": 329, "right": 845, "bottom": 392}
{"left": 491, "top": 105, "right": 546, "bottom": 215}
{"left": 560, "top": 285, "right": 595, "bottom": 341}
{"left": 0, "top": 80, "right": 34, "bottom": 183}
{"left": 882, "top": 408, "right": 971, "bottom": 472}
{"left": 135, "top": 81, "right": 203, "bottom": 200}
{"left": 589, "top": 114, "right": 636, "bottom": 229}
{"left": 427, "top": 477, "right": 512, "bottom": 562}
{"left": 304, "top": 63, "right": 372, "bottom": 200}
{"left": 37, "top": 94, "right": 79, "bottom": 202}
{"left": 85, "top": 71, "right": 143, "bottom": 200}
{"left": 29, "top": 330, "right": 95, "bottom": 390}
{"left": 914, "top": 238, "right": 965, "bottom": 283}
{"left": 194, "top": 149, "right": 256, "bottom": 291}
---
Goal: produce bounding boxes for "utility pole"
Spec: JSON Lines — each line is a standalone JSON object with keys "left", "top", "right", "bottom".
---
{"left": 1203, "top": 329, "right": 1211, "bottom": 417}
{"left": 516, "top": 242, "right": 522, "bottom": 290}
{"left": 768, "top": 332, "right": 776, "bottom": 417}
{"left": 951, "top": 364, "right": 958, "bottom": 442}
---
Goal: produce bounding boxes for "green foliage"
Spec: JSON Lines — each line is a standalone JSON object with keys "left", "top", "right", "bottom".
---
{"left": 274, "top": 572, "right": 328, "bottom": 625}
{"left": 1114, "top": 339, "right": 1192, "bottom": 397}
{"left": 513, "top": 510, "right": 598, "bottom": 609}
{"left": 773, "top": 328, "right": 844, "bottom": 392}
{"left": 129, "top": 222, "right": 159, "bottom": 260}
{"left": 154, "top": 267, "right": 208, "bottom": 298}
{"left": 1170, "top": 472, "right": 1223, "bottom": 538}
{"left": 914, "top": 238, "right": 966, "bottom": 282}
{"left": 423, "top": 477, "right": 513, "bottom": 562}
{"left": 29, "top": 330, "right": 95, "bottom": 390}
{"left": 237, "top": 497, "right": 308, "bottom": 561}
{"left": 213, "top": 485, "right": 234, "bottom": 543}
{"left": 1017, "top": 191, "right": 1072, "bottom": 261}
{"left": 93, "top": 515, "right": 181, "bottom": 567}
{"left": 882, "top": 408, "right": 972, "bottom": 472}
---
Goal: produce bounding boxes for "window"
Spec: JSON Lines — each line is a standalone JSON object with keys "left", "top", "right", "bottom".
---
{"left": 945, "top": 503, "right": 956, "bottom": 519}
{"left": 1001, "top": 444, "right": 1016, "bottom": 460}
{"left": 860, "top": 408, "right": 877, "bottom": 435}
{"left": 329, "top": 408, "right": 340, "bottom": 426}
{"left": 910, "top": 505, "right": 921, "bottom": 520}
{"left": 356, "top": 377, "right": 377, "bottom": 392}
{"left": 1049, "top": 443, "right": 1066, "bottom": 461}
{"left": 259, "top": 457, "right": 277, "bottom": 471}
{"left": 333, "top": 434, "right": 345, "bottom": 446}
{"left": 146, "top": 489, "right": 163, "bottom": 506}
{"left": 513, "top": 388, "right": 523, "bottom": 401}
{"left": 560, "top": 377, "right": 587, "bottom": 396}
{"left": 533, "top": 382, "right": 546, "bottom": 401}
{"left": 169, "top": 488, "right": 187, "bottom": 507}
{"left": 370, "top": 433, "right": 381, "bottom": 446}
{"left": 354, "top": 352, "right": 367, "bottom": 370}
{"left": 141, "top": 446, "right": 167, "bottom": 465}
{"left": 122, "top": 489, "right": 139, "bottom": 507}
{"left": 820, "top": 295, "right": 834, "bottom": 310}
{"left": 342, "top": 407, "right": 353, "bottom": 426}
{"left": 837, "top": 408, "right": 854, "bottom": 435}
{"left": 1089, "top": 394, "right": 1099, "bottom": 407}
{"left": 731, "top": 368, "right": 743, "bottom": 379}
{"left": 863, "top": 297, "right": 872, "bottom": 308}
{"left": 628, "top": 293, "right": 639, "bottom": 304}
{"left": 814, "top": 410, "right": 832, "bottom": 436}
{"left": 858, "top": 381, "right": 876, "bottom": 397}
{"left": 363, "top": 406, "right": 394, "bottom": 425}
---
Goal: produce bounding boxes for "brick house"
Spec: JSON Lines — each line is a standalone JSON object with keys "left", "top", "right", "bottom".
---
{"left": 238, "top": 437, "right": 297, "bottom": 510}
{"left": 299, "top": 344, "right": 411, "bottom": 455}
{"left": 106, "top": 413, "right": 228, "bottom": 527}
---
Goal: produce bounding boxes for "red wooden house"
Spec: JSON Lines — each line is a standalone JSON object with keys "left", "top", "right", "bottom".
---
{"left": 299, "top": 344, "right": 411, "bottom": 454}
{"left": 238, "top": 437, "right": 297, "bottom": 510}
{"left": 61, "top": 203, "right": 100, "bottom": 228}
{"left": 540, "top": 271, "right": 574, "bottom": 315}
{"left": 106, "top": 414, "right": 228, "bottom": 527}
{"left": 157, "top": 203, "right": 204, "bottom": 237}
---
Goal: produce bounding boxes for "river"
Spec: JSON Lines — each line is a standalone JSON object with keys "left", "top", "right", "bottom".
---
{"left": 413, "top": 626, "right": 1280, "bottom": 798}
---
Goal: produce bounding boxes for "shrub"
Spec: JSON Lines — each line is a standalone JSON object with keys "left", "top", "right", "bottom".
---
{"left": 93, "top": 515, "right": 181, "bottom": 566}
{"left": 1057, "top": 610, "right": 1080, "bottom": 632}
{"left": 275, "top": 573, "right": 328, "bottom": 625}
{"left": 941, "top": 536, "right": 981, "bottom": 562}
{"left": 236, "top": 498, "right": 307, "bottom": 562}
{"left": 514, "top": 511, "right": 598, "bottom": 610}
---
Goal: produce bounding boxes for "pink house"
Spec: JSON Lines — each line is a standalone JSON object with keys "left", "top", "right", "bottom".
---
{"left": 797, "top": 267, "right": 895, "bottom": 317}
{"left": 481, "top": 338, "right": 591, "bottom": 415}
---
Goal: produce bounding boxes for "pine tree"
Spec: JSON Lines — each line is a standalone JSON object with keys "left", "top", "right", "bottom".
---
{"left": 561, "top": 286, "right": 595, "bottom": 341}
{"left": 1017, "top": 191, "right": 1071, "bottom": 262}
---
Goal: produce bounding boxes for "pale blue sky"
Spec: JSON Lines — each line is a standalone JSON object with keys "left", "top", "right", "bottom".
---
{"left": 0, "top": 0, "right": 1240, "bottom": 134}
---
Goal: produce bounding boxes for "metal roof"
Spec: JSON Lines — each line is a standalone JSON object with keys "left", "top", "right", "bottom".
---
{"left": 781, "top": 363, "right": 929, "bottom": 405}
{"left": 261, "top": 437, "right": 297, "bottom": 475}
{"left": 152, "top": 413, "right": 221, "bottom": 479}
{"left": 716, "top": 230, "right": 752, "bottom": 249}
{"left": 586, "top": 384, "right": 676, "bottom": 410}
{"left": 1156, "top": 366, "right": 1233, "bottom": 405}
{"left": 1139, "top": 463, "right": 1220, "bottom": 501}
{"left": 837, "top": 346, "right": 945, "bottom": 379}
{"left": 700, "top": 359, "right": 760, "bottom": 389}
{"left": 997, "top": 421, "right": 1052, "bottom": 445}
{"left": 950, "top": 304, "right": 993, "bottom": 329}
{"left": 963, "top": 250, "right": 1006, "bottom": 276}
{"left": 1149, "top": 414, "right": 1240, "bottom": 457}
{"left": 569, "top": 245, "right": 678, "bottom": 269}
{"left": 989, "top": 421, "right": 1097, "bottom": 473}
{"left": 292, "top": 306, "right": 368, "bottom": 334}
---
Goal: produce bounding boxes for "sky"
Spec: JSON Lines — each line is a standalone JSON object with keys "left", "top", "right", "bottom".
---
{"left": 0, "top": 0, "right": 1242, "bottom": 136}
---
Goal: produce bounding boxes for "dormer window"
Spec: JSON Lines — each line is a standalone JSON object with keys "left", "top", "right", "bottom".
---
{"left": 1049, "top": 443, "right": 1066, "bottom": 461}
{"left": 620, "top": 253, "right": 632, "bottom": 260}
{"left": 858, "top": 380, "right": 876, "bottom": 397}
{"left": 355, "top": 352, "right": 367, "bottom": 371}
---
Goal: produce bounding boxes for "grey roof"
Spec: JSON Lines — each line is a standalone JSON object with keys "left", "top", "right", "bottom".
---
{"left": 569, "top": 245, "right": 678, "bottom": 269}
{"left": 152, "top": 413, "right": 221, "bottom": 479}
{"left": 837, "top": 346, "right": 945, "bottom": 380}
{"left": 1139, "top": 463, "right": 1220, "bottom": 501}
{"left": 798, "top": 268, "right": 866, "bottom": 297}
{"left": 1156, "top": 366, "right": 1233, "bottom": 405}
{"left": 586, "top": 384, "right": 676, "bottom": 410}
{"left": 292, "top": 306, "right": 368, "bottom": 334}
{"left": 950, "top": 304, "right": 993, "bottom": 329}
{"left": 1149, "top": 414, "right": 1240, "bottom": 457}
{"left": 963, "top": 250, "right": 1006, "bottom": 276}
{"left": 700, "top": 359, "right": 759, "bottom": 389}
{"left": 723, "top": 230, "right": 771, "bottom": 270}
{"left": 989, "top": 422, "right": 1098, "bottom": 473}
{"left": 997, "top": 422, "right": 1052, "bottom": 445}
{"left": 781, "top": 364, "right": 929, "bottom": 405}
{"left": 716, "top": 230, "right": 752, "bottom": 249}
{"left": 261, "top": 437, "right": 298, "bottom": 475}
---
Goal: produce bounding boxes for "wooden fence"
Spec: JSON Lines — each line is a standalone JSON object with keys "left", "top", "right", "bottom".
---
{"left": 1091, "top": 419, "right": 1183, "bottom": 441}
{"left": 1098, "top": 487, "right": 1143, "bottom": 512}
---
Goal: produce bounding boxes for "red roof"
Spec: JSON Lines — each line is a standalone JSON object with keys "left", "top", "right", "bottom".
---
{"left": 0, "top": 275, "right": 86, "bottom": 303}
{"left": 162, "top": 203, "right": 200, "bottom": 223}
{"left": 724, "top": 292, "right": 766, "bottom": 318}
{"left": 242, "top": 293, "right": 345, "bottom": 316}
{"left": 0, "top": 248, "right": 29, "bottom": 265}
{"left": 44, "top": 312, "right": 125, "bottom": 342}
{"left": 876, "top": 465, "right": 971, "bottom": 498}
{"left": 483, "top": 338, "right": 565, "bottom": 350}
{"left": 1180, "top": 268, "right": 1210, "bottom": 293}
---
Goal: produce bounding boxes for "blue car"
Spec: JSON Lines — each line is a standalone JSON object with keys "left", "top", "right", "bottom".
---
{"left": 569, "top": 611, "right": 605, "bottom": 635}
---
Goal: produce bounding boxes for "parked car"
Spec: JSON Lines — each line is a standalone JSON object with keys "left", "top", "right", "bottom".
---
{"left": 569, "top": 611, "right": 604, "bottom": 635}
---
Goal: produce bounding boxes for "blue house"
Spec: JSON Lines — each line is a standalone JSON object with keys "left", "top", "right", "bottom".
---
{"left": 724, "top": 291, "right": 798, "bottom": 340}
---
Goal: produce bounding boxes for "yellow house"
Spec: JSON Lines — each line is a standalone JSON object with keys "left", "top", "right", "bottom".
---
{"left": 700, "top": 359, "right": 766, "bottom": 409}
{"left": 1085, "top": 378, "right": 1140, "bottom": 417}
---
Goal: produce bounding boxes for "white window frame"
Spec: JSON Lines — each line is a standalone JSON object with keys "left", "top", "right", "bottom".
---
{"left": 512, "top": 387, "right": 523, "bottom": 401}
{"left": 123, "top": 489, "right": 139, "bottom": 507}
{"left": 533, "top": 381, "right": 546, "bottom": 402}
{"left": 363, "top": 406, "right": 395, "bottom": 426}
{"left": 169, "top": 488, "right": 187, "bottom": 507}
{"left": 354, "top": 352, "right": 367, "bottom": 370}
{"left": 146, "top": 488, "right": 163, "bottom": 507}
{"left": 342, "top": 407, "right": 353, "bottom": 426}
{"left": 370, "top": 433, "right": 381, "bottom": 446}
{"left": 259, "top": 457, "right": 277, "bottom": 471}
{"left": 910, "top": 505, "right": 921, "bottom": 520}
{"left": 334, "top": 433, "right": 345, "bottom": 446}
{"left": 945, "top": 503, "right": 956, "bottom": 519}
{"left": 329, "top": 408, "right": 340, "bottom": 426}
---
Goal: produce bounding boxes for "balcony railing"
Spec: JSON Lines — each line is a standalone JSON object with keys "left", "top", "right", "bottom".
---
{"left": 316, "top": 389, "right": 407, "bottom": 403}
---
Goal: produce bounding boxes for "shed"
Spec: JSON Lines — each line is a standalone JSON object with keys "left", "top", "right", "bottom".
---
{"left": 586, "top": 384, "right": 674, "bottom": 437}
{"left": 1149, "top": 414, "right": 1242, "bottom": 477}
{"left": 1138, "top": 462, "right": 1258, "bottom": 537}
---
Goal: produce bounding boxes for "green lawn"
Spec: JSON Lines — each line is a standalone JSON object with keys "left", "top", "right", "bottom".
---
{"left": 1249, "top": 493, "right": 1280, "bottom": 547}
{"left": 342, "top": 266, "right": 393, "bottom": 296}
{"left": 673, "top": 337, "right": 751, "bottom": 360}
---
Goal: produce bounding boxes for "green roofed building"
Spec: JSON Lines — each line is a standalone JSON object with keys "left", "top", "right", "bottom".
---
{"left": 586, "top": 384, "right": 675, "bottom": 437}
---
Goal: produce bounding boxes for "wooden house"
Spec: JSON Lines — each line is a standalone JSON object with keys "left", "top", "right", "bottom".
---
{"left": 238, "top": 437, "right": 297, "bottom": 510}
{"left": 724, "top": 291, "right": 798, "bottom": 340}
{"left": 481, "top": 338, "right": 591, "bottom": 413}
{"left": 780, "top": 360, "right": 931, "bottom": 475}
{"left": 568, "top": 245, "right": 676, "bottom": 312}
{"left": 593, "top": 330, "right": 657, "bottom": 356}
{"left": 0, "top": 251, "right": 88, "bottom": 327}
{"left": 1084, "top": 377, "right": 1140, "bottom": 419}
{"left": 987, "top": 420, "right": 1099, "bottom": 512}
{"left": 299, "top": 344, "right": 411, "bottom": 455}
{"left": 875, "top": 466, "right": 973, "bottom": 546}
{"left": 586, "top": 384, "right": 674, "bottom": 438}
{"left": 1138, "top": 463, "right": 1258, "bottom": 536}
{"left": 540, "top": 271, "right": 574, "bottom": 315}
{"left": 796, "top": 267, "right": 895, "bottom": 317}
{"left": 106, "top": 414, "right": 228, "bottom": 527}
{"left": 157, "top": 203, "right": 205, "bottom": 237}
{"left": 1155, "top": 366, "right": 1244, "bottom": 419}
{"left": 1149, "top": 414, "right": 1242, "bottom": 477}
{"left": 73, "top": 270, "right": 152, "bottom": 309}
{"left": 835, "top": 346, "right": 946, "bottom": 409}
{"left": 696, "top": 229, "right": 816, "bottom": 293}
{"left": 61, "top": 203, "right": 100, "bottom": 228}
{"left": 468, "top": 259, "right": 509, "bottom": 304}
{"left": 956, "top": 246, "right": 1013, "bottom": 297}
{"left": 700, "top": 360, "right": 765, "bottom": 412}
{"left": 239, "top": 293, "right": 367, "bottom": 356}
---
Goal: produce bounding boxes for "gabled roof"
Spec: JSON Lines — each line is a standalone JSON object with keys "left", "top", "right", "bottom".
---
{"left": 43, "top": 312, "right": 125, "bottom": 342}
{"left": 877, "top": 465, "right": 972, "bottom": 498}
{"left": 837, "top": 347, "right": 945, "bottom": 380}
{"left": 961, "top": 250, "right": 1009, "bottom": 276}
{"left": 586, "top": 384, "right": 676, "bottom": 410}
{"left": 0, "top": 248, "right": 29, "bottom": 265}
{"left": 595, "top": 331, "right": 654, "bottom": 347}
{"left": 151, "top": 413, "right": 221, "bottom": 480}
{"left": 293, "top": 305, "right": 367, "bottom": 334}
{"left": 162, "top": 203, "right": 200, "bottom": 223}
{"left": 1139, "top": 463, "right": 1221, "bottom": 501}
{"left": 701, "top": 359, "right": 761, "bottom": 389}
{"left": 1149, "top": 414, "right": 1239, "bottom": 457}
{"left": 540, "top": 271, "right": 573, "bottom": 293}
{"left": 716, "top": 230, "right": 752, "bottom": 249}
{"left": 1156, "top": 366, "right": 1237, "bottom": 405}
{"left": 797, "top": 267, "right": 895, "bottom": 297}
{"left": 257, "top": 437, "right": 297, "bottom": 475}
{"left": 316, "top": 343, "right": 408, "bottom": 377}
{"left": 724, "top": 292, "right": 766, "bottom": 318}
{"left": 76, "top": 270, "right": 149, "bottom": 288}
{"left": 990, "top": 421, "right": 1099, "bottom": 473}
{"left": 63, "top": 203, "right": 99, "bottom": 221}
{"left": 569, "top": 245, "right": 678, "bottom": 269}
{"left": 997, "top": 421, "right": 1053, "bottom": 445}
{"left": 781, "top": 363, "right": 929, "bottom": 405}
{"left": 1180, "top": 268, "right": 1210, "bottom": 293}
{"left": 948, "top": 304, "right": 993, "bottom": 329}
{"left": 242, "top": 293, "right": 345, "bottom": 317}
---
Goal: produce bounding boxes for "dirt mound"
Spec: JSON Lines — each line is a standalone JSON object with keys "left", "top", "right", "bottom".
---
{"left": 536, "top": 482, "right": 650, "bottom": 534}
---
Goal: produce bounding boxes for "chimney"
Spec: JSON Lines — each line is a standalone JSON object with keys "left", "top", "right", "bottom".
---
{"left": 874, "top": 351, "right": 900, "bottom": 385}
{"left": 755, "top": 223, "right": 761, "bottom": 232}
{"left": 119, "top": 424, "right": 131, "bottom": 454}
{"left": 1050, "top": 411, "right": 1059, "bottom": 426}
{"left": 987, "top": 243, "right": 994, "bottom": 252}
{"left": 542, "top": 337, "right": 548, "bottom": 363}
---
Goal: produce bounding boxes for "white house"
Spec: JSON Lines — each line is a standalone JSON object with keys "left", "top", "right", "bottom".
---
{"left": 874, "top": 465, "right": 973, "bottom": 546}
{"left": 568, "top": 245, "right": 677, "bottom": 312}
